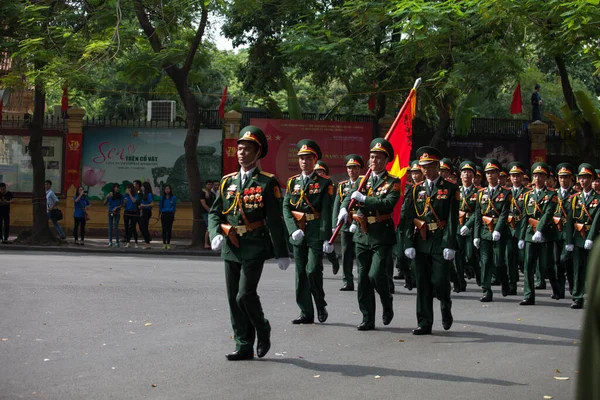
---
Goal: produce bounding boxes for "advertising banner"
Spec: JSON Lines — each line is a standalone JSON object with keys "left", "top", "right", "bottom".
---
{"left": 250, "top": 119, "right": 374, "bottom": 185}
{"left": 81, "top": 127, "right": 222, "bottom": 201}
{"left": 64, "top": 133, "right": 83, "bottom": 192}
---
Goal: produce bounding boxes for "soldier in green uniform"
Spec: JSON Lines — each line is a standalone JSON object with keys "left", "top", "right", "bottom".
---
{"left": 208, "top": 126, "right": 290, "bottom": 361}
{"left": 499, "top": 167, "right": 509, "bottom": 189}
{"left": 404, "top": 147, "right": 459, "bottom": 335}
{"left": 473, "top": 159, "right": 512, "bottom": 302}
{"left": 565, "top": 164, "right": 600, "bottom": 309}
{"left": 315, "top": 160, "right": 341, "bottom": 276}
{"left": 332, "top": 154, "right": 364, "bottom": 291}
{"left": 455, "top": 160, "right": 479, "bottom": 292}
{"left": 519, "top": 162, "right": 561, "bottom": 305}
{"left": 506, "top": 161, "right": 528, "bottom": 295}
{"left": 337, "top": 138, "right": 400, "bottom": 330}
{"left": 283, "top": 140, "right": 335, "bottom": 324}
{"left": 554, "top": 163, "right": 577, "bottom": 298}
{"left": 474, "top": 166, "right": 484, "bottom": 188}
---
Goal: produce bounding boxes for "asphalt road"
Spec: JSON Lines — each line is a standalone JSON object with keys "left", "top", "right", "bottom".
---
{"left": 0, "top": 251, "right": 582, "bottom": 400}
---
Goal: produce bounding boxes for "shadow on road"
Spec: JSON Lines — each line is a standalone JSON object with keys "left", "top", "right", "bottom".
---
{"left": 456, "top": 320, "right": 580, "bottom": 340}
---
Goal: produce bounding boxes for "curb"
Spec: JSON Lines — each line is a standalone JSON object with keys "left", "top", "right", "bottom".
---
{"left": 0, "top": 244, "right": 220, "bottom": 257}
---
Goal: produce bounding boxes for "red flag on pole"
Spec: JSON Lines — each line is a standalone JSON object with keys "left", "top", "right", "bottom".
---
{"left": 368, "top": 82, "right": 376, "bottom": 111}
{"left": 61, "top": 87, "right": 68, "bottom": 118}
{"left": 510, "top": 83, "right": 522, "bottom": 114}
{"left": 218, "top": 86, "right": 228, "bottom": 119}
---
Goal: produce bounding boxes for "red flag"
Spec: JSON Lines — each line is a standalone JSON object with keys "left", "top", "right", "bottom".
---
{"left": 368, "top": 82, "right": 376, "bottom": 111}
{"left": 218, "top": 86, "right": 228, "bottom": 119}
{"left": 61, "top": 87, "right": 68, "bottom": 111}
{"left": 510, "top": 83, "right": 522, "bottom": 114}
{"left": 386, "top": 89, "right": 416, "bottom": 225}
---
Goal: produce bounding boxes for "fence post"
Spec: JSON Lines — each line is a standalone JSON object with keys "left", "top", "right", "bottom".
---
{"left": 529, "top": 120, "right": 548, "bottom": 163}
{"left": 64, "top": 107, "right": 86, "bottom": 194}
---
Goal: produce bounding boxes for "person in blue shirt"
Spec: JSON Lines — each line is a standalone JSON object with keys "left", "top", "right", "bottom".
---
{"left": 73, "top": 186, "right": 90, "bottom": 245}
{"left": 123, "top": 183, "right": 140, "bottom": 248}
{"left": 159, "top": 184, "right": 177, "bottom": 249}
{"left": 103, "top": 183, "right": 124, "bottom": 247}
{"left": 139, "top": 181, "right": 154, "bottom": 249}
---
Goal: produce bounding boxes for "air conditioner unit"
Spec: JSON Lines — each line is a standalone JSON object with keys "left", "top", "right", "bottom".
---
{"left": 147, "top": 100, "right": 176, "bottom": 122}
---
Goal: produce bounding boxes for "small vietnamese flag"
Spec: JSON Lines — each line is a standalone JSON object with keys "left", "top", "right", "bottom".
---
{"left": 61, "top": 87, "right": 69, "bottom": 118}
{"left": 218, "top": 86, "right": 228, "bottom": 119}
{"left": 510, "top": 83, "right": 522, "bottom": 114}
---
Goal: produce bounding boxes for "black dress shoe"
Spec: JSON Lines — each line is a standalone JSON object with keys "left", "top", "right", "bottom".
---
{"left": 535, "top": 283, "right": 546, "bottom": 290}
{"left": 453, "top": 282, "right": 461, "bottom": 293}
{"left": 412, "top": 326, "right": 432, "bottom": 335}
{"left": 332, "top": 263, "right": 340, "bottom": 275}
{"left": 393, "top": 273, "right": 403, "bottom": 280}
{"left": 442, "top": 311, "right": 453, "bottom": 331}
{"left": 501, "top": 283, "right": 509, "bottom": 297}
{"left": 226, "top": 351, "right": 254, "bottom": 361}
{"left": 339, "top": 285, "right": 354, "bottom": 291}
{"left": 460, "top": 282, "right": 467, "bottom": 292}
{"left": 256, "top": 338, "right": 271, "bottom": 358}
{"left": 475, "top": 276, "right": 481, "bottom": 287}
{"left": 570, "top": 301, "right": 583, "bottom": 309}
{"left": 404, "top": 278, "right": 414, "bottom": 291}
{"left": 491, "top": 279, "right": 500, "bottom": 286}
{"left": 508, "top": 289, "right": 517, "bottom": 296}
{"left": 357, "top": 321, "right": 375, "bottom": 331}
{"left": 479, "top": 295, "right": 493, "bottom": 302}
{"left": 519, "top": 298, "right": 535, "bottom": 306}
{"left": 382, "top": 309, "right": 394, "bottom": 326}
{"left": 317, "top": 307, "right": 328, "bottom": 323}
{"left": 292, "top": 316, "right": 314, "bottom": 324}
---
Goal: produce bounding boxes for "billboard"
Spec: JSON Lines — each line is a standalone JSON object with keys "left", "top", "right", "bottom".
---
{"left": 250, "top": 119, "right": 374, "bottom": 184}
{"left": 81, "top": 127, "right": 222, "bottom": 201}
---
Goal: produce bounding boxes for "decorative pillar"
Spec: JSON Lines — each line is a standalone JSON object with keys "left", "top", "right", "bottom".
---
{"left": 64, "top": 107, "right": 86, "bottom": 193}
{"left": 222, "top": 110, "right": 242, "bottom": 175}
{"left": 529, "top": 120, "right": 548, "bottom": 163}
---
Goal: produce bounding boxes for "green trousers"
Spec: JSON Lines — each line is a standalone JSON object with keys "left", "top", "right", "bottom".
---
{"left": 554, "top": 239, "right": 573, "bottom": 297}
{"left": 414, "top": 251, "right": 452, "bottom": 329}
{"left": 455, "top": 234, "right": 476, "bottom": 289}
{"left": 341, "top": 230, "right": 355, "bottom": 287}
{"left": 293, "top": 244, "right": 326, "bottom": 319}
{"left": 572, "top": 246, "right": 589, "bottom": 303}
{"left": 225, "top": 260, "right": 270, "bottom": 353}
{"left": 355, "top": 243, "right": 393, "bottom": 324}
{"left": 523, "top": 242, "right": 556, "bottom": 301}
{"left": 480, "top": 238, "right": 508, "bottom": 298}
{"left": 506, "top": 237, "right": 520, "bottom": 292}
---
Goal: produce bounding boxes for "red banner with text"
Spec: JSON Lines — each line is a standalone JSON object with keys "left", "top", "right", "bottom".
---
{"left": 222, "top": 138, "right": 239, "bottom": 176}
{"left": 64, "top": 133, "right": 83, "bottom": 191}
{"left": 250, "top": 119, "right": 373, "bottom": 186}
{"left": 530, "top": 149, "right": 547, "bottom": 163}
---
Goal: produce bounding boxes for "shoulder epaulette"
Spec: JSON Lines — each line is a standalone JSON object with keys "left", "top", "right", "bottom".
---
{"left": 358, "top": 175, "right": 365, "bottom": 179}
{"left": 414, "top": 180, "right": 423, "bottom": 186}
{"left": 287, "top": 174, "right": 300, "bottom": 182}
{"left": 339, "top": 179, "right": 349, "bottom": 185}
{"left": 318, "top": 174, "right": 331, "bottom": 180}
{"left": 260, "top": 171, "right": 275, "bottom": 178}
{"left": 547, "top": 187, "right": 557, "bottom": 192}
{"left": 222, "top": 172, "right": 237, "bottom": 180}
{"left": 568, "top": 193, "right": 578, "bottom": 200}
{"left": 478, "top": 187, "right": 486, "bottom": 192}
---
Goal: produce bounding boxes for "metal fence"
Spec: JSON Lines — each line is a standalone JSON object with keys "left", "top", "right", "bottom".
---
{"left": 447, "top": 118, "right": 557, "bottom": 138}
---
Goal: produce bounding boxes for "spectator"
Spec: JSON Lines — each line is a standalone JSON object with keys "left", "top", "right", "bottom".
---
{"left": 139, "top": 181, "right": 154, "bottom": 249}
{"left": 159, "top": 184, "right": 177, "bottom": 250}
{"left": 45, "top": 180, "right": 65, "bottom": 239}
{"left": 103, "top": 183, "right": 124, "bottom": 247}
{"left": 0, "top": 182, "right": 14, "bottom": 244}
{"left": 200, "top": 180, "right": 215, "bottom": 249}
{"left": 531, "top": 83, "right": 542, "bottom": 121}
{"left": 73, "top": 186, "right": 90, "bottom": 245}
{"left": 123, "top": 183, "right": 140, "bottom": 248}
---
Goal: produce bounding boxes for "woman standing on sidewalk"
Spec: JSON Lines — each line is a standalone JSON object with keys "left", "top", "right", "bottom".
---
{"left": 159, "top": 184, "right": 176, "bottom": 249}
{"left": 104, "top": 183, "right": 124, "bottom": 247}
{"left": 73, "top": 186, "right": 90, "bottom": 245}
{"left": 139, "top": 182, "right": 154, "bottom": 249}
{"left": 123, "top": 183, "right": 140, "bottom": 248}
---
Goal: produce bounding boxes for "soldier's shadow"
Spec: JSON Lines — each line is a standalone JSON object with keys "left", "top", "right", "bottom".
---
{"left": 434, "top": 330, "right": 577, "bottom": 347}
{"left": 456, "top": 320, "right": 580, "bottom": 340}
{"left": 265, "top": 358, "right": 526, "bottom": 386}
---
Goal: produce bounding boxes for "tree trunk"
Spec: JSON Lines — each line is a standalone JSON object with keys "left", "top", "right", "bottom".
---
{"left": 430, "top": 94, "right": 451, "bottom": 154}
{"left": 555, "top": 55, "right": 595, "bottom": 162}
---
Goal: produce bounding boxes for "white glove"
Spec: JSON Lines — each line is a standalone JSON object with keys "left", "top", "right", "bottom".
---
{"left": 336, "top": 207, "right": 348, "bottom": 225}
{"left": 443, "top": 248, "right": 456, "bottom": 261}
{"left": 323, "top": 241, "right": 334, "bottom": 254}
{"left": 492, "top": 231, "right": 501, "bottom": 241}
{"left": 585, "top": 239, "right": 593, "bottom": 250}
{"left": 349, "top": 224, "right": 357, "bottom": 233}
{"left": 351, "top": 191, "right": 366, "bottom": 203}
{"left": 532, "top": 231, "right": 543, "bottom": 242}
{"left": 404, "top": 248, "right": 416, "bottom": 260}
{"left": 565, "top": 244, "right": 574, "bottom": 252}
{"left": 291, "top": 229, "right": 304, "bottom": 241}
{"left": 460, "top": 225, "right": 470, "bottom": 236}
{"left": 211, "top": 234, "right": 224, "bottom": 251}
{"left": 473, "top": 238, "right": 481, "bottom": 249}
{"left": 277, "top": 258, "right": 291, "bottom": 271}
{"left": 518, "top": 240, "right": 525, "bottom": 250}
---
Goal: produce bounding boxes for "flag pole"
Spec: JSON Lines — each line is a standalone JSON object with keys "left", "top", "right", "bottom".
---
{"left": 329, "top": 77, "right": 421, "bottom": 244}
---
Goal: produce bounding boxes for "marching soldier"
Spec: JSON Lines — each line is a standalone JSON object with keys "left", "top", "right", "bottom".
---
{"left": 404, "top": 146, "right": 459, "bottom": 335}
{"left": 506, "top": 161, "right": 528, "bottom": 295}
{"left": 554, "top": 163, "right": 577, "bottom": 298}
{"left": 473, "top": 159, "right": 512, "bottom": 302}
{"left": 332, "top": 154, "right": 365, "bottom": 291}
{"left": 283, "top": 140, "right": 335, "bottom": 324}
{"left": 440, "top": 158, "right": 455, "bottom": 184}
{"left": 208, "top": 126, "right": 290, "bottom": 361}
{"left": 519, "top": 162, "right": 561, "bottom": 305}
{"left": 315, "top": 160, "right": 341, "bottom": 276}
{"left": 455, "top": 160, "right": 479, "bottom": 292}
{"left": 337, "top": 138, "right": 400, "bottom": 330}
{"left": 474, "top": 166, "right": 484, "bottom": 188}
{"left": 565, "top": 164, "right": 600, "bottom": 309}
{"left": 499, "top": 167, "right": 509, "bottom": 188}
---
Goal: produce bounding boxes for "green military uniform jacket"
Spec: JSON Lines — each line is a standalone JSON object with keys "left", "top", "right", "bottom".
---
{"left": 474, "top": 186, "right": 512, "bottom": 241}
{"left": 404, "top": 177, "right": 459, "bottom": 253}
{"left": 208, "top": 168, "right": 289, "bottom": 263}
{"left": 283, "top": 172, "right": 334, "bottom": 248}
{"left": 554, "top": 187, "right": 577, "bottom": 242}
{"left": 566, "top": 190, "right": 600, "bottom": 248}
{"left": 458, "top": 185, "right": 478, "bottom": 231}
{"left": 520, "top": 187, "right": 559, "bottom": 243}
{"left": 332, "top": 176, "right": 363, "bottom": 232}
{"left": 508, "top": 186, "right": 528, "bottom": 239}
{"left": 341, "top": 171, "right": 401, "bottom": 247}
